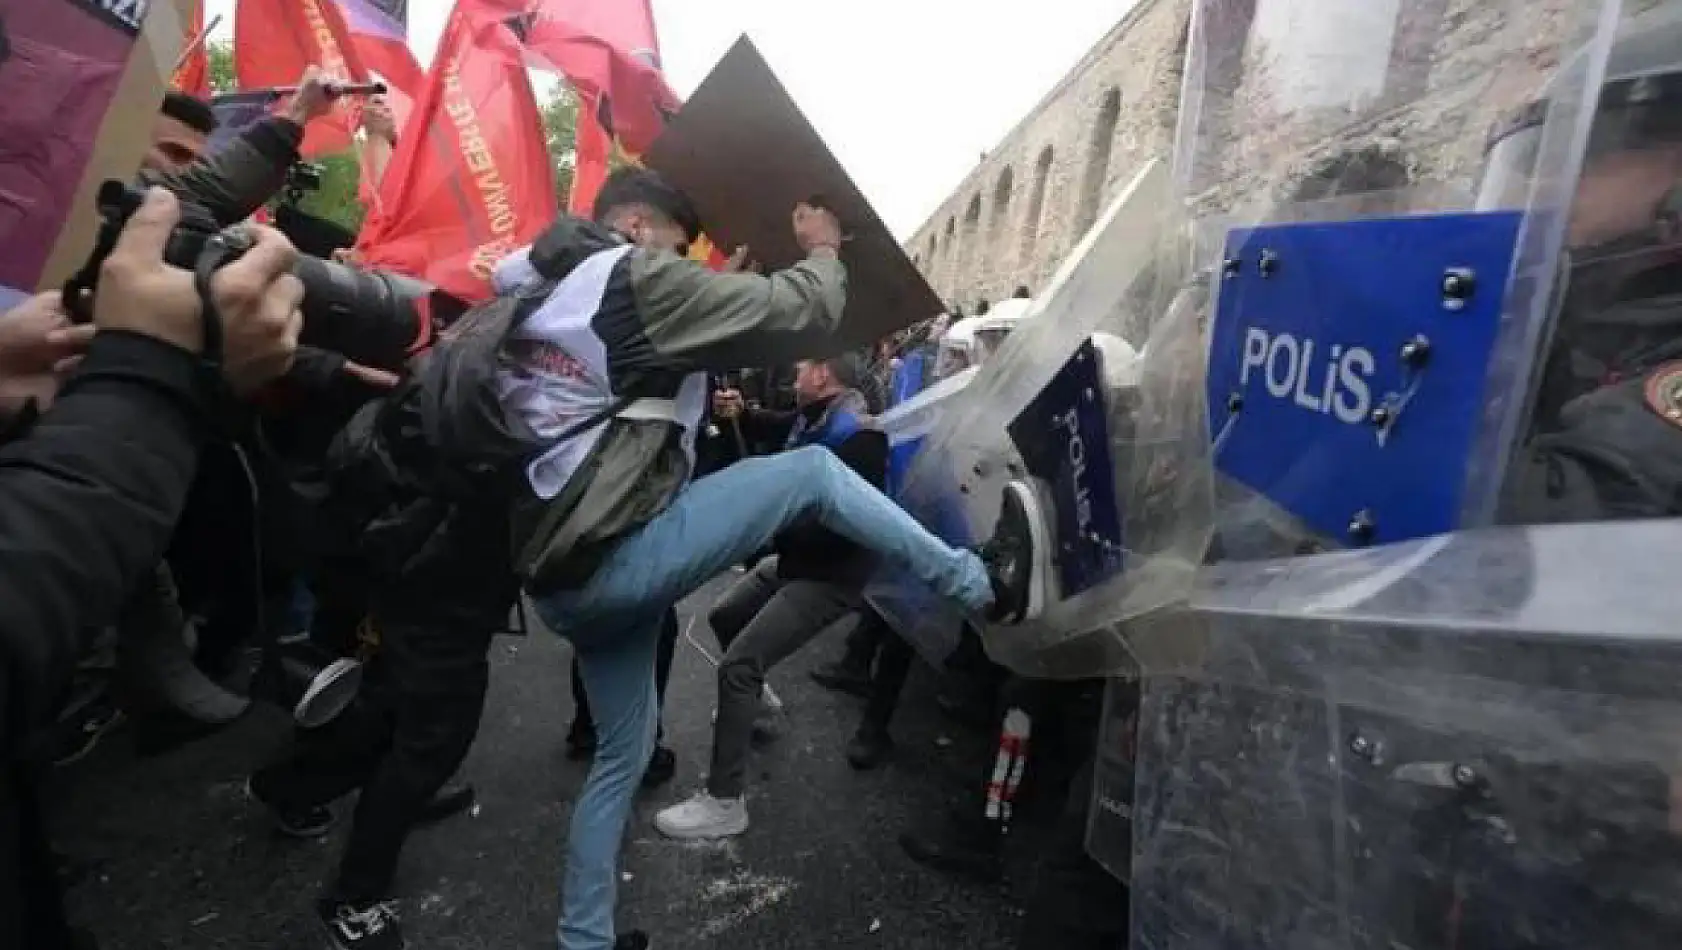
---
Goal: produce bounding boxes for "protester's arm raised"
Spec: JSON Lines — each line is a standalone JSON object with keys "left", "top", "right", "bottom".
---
{"left": 138, "top": 68, "right": 333, "bottom": 227}
{"left": 629, "top": 203, "right": 847, "bottom": 369}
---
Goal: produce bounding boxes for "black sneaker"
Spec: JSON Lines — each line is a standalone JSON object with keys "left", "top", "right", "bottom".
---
{"left": 978, "top": 481, "right": 1050, "bottom": 623}
{"left": 614, "top": 931, "right": 651, "bottom": 950}
{"left": 318, "top": 899, "right": 404, "bottom": 950}
{"left": 415, "top": 783, "right": 476, "bottom": 826}
{"left": 641, "top": 746, "right": 677, "bottom": 789}
{"left": 810, "top": 661, "right": 871, "bottom": 698}
{"left": 845, "top": 727, "right": 894, "bottom": 771}
{"left": 565, "top": 718, "right": 597, "bottom": 760}
{"left": 245, "top": 776, "right": 337, "bottom": 839}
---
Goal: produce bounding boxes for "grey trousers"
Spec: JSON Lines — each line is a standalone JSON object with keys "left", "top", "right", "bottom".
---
{"left": 706, "top": 557, "right": 860, "bottom": 798}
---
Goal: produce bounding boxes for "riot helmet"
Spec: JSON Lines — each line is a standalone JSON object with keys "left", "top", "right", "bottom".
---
{"left": 1481, "top": 2, "right": 1682, "bottom": 433}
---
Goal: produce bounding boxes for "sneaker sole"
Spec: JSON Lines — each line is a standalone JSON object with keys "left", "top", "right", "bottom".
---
{"left": 654, "top": 813, "right": 750, "bottom": 840}
{"left": 1004, "top": 481, "right": 1052, "bottom": 622}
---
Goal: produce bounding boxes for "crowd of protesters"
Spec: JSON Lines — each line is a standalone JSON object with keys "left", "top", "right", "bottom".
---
{"left": 0, "top": 68, "right": 1136, "bottom": 950}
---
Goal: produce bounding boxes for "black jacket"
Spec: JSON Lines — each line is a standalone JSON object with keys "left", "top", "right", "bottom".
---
{"left": 0, "top": 333, "right": 212, "bottom": 949}
{"left": 144, "top": 117, "right": 423, "bottom": 650}
{"left": 739, "top": 392, "right": 888, "bottom": 588}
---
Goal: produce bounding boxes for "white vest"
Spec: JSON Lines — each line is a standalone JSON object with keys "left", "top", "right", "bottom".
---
{"left": 493, "top": 245, "right": 708, "bottom": 500}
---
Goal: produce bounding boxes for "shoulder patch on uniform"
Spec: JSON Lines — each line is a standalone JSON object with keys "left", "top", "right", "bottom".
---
{"left": 1643, "top": 361, "right": 1682, "bottom": 427}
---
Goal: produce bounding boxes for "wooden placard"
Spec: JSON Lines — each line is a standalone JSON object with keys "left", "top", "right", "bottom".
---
{"left": 33, "top": 0, "right": 190, "bottom": 297}
{"left": 644, "top": 36, "right": 943, "bottom": 354}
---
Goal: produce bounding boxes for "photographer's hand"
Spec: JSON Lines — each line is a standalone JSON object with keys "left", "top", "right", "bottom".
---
{"left": 94, "top": 188, "right": 303, "bottom": 395}
{"left": 0, "top": 292, "right": 95, "bottom": 416}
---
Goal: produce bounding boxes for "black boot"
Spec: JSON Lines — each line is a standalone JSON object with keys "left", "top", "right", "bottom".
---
{"left": 845, "top": 725, "right": 894, "bottom": 771}
{"left": 415, "top": 783, "right": 476, "bottom": 826}
{"left": 977, "top": 481, "right": 1050, "bottom": 624}
{"left": 119, "top": 566, "right": 251, "bottom": 728}
{"left": 614, "top": 931, "right": 651, "bottom": 950}
{"left": 811, "top": 658, "right": 872, "bottom": 698}
{"left": 246, "top": 775, "right": 337, "bottom": 838}
{"left": 564, "top": 718, "right": 596, "bottom": 760}
{"left": 899, "top": 814, "right": 1004, "bottom": 882}
{"left": 641, "top": 746, "right": 677, "bottom": 789}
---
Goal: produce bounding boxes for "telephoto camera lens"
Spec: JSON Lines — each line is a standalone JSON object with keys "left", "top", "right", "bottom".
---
{"left": 292, "top": 255, "right": 435, "bottom": 363}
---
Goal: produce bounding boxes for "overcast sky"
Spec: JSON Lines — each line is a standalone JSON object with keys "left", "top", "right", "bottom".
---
{"left": 203, "top": 1, "right": 1136, "bottom": 238}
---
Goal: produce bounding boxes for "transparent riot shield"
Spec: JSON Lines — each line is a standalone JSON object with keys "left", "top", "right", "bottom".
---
{"left": 1090, "top": 1, "right": 1682, "bottom": 946}
{"left": 1185, "top": 0, "right": 1622, "bottom": 557}
{"left": 865, "top": 159, "right": 1219, "bottom": 676}
{"left": 1123, "top": 522, "right": 1682, "bottom": 950}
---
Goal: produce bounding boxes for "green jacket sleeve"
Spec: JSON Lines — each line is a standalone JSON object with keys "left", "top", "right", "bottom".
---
{"left": 138, "top": 117, "right": 304, "bottom": 228}
{"left": 627, "top": 250, "right": 847, "bottom": 369}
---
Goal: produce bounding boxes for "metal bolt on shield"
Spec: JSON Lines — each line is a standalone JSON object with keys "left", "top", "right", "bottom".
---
{"left": 1349, "top": 734, "right": 1382, "bottom": 763}
{"left": 1400, "top": 336, "right": 1432, "bottom": 367}
{"left": 1452, "top": 764, "right": 1480, "bottom": 788}
{"left": 1347, "top": 509, "right": 1377, "bottom": 543}
{"left": 1441, "top": 267, "right": 1476, "bottom": 311}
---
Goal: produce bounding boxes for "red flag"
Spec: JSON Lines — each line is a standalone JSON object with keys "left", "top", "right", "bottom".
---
{"left": 333, "top": 0, "right": 424, "bottom": 102}
{"left": 569, "top": 98, "right": 613, "bottom": 216}
{"left": 235, "top": 0, "right": 371, "bottom": 156}
{"left": 462, "top": 0, "right": 680, "bottom": 210}
{"left": 330, "top": 1, "right": 424, "bottom": 212}
{"left": 355, "top": 9, "right": 558, "bottom": 304}
{"left": 171, "top": 1, "right": 211, "bottom": 98}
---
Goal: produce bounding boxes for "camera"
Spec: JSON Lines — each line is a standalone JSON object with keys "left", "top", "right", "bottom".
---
{"left": 64, "top": 181, "right": 446, "bottom": 365}
{"left": 61, "top": 181, "right": 254, "bottom": 325}
{"left": 281, "top": 161, "right": 325, "bottom": 210}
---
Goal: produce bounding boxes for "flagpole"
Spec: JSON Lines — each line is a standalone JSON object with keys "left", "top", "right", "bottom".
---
{"left": 173, "top": 13, "right": 223, "bottom": 76}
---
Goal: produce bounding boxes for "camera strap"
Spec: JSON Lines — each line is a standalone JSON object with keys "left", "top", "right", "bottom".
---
{"left": 192, "top": 234, "right": 250, "bottom": 372}
{"left": 189, "top": 230, "right": 260, "bottom": 432}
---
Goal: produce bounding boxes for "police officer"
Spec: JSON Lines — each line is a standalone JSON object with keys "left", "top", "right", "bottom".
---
{"left": 1494, "top": 1, "right": 1682, "bottom": 524}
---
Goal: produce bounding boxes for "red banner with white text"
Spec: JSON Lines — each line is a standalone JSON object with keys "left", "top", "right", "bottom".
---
{"left": 355, "top": 9, "right": 557, "bottom": 304}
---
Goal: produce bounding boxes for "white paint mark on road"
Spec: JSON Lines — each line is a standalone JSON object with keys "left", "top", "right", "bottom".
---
{"left": 698, "top": 870, "right": 796, "bottom": 937}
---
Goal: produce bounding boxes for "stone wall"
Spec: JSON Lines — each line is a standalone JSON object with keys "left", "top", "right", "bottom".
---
{"left": 910, "top": 0, "right": 1653, "bottom": 314}
{"left": 907, "top": 0, "right": 1192, "bottom": 310}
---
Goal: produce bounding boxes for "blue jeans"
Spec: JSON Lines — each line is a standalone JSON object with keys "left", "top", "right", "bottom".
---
{"left": 535, "top": 445, "right": 992, "bottom": 950}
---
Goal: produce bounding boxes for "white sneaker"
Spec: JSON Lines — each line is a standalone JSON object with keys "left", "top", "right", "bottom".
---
{"left": 655, "top": 791, "right": 749, "bottom": 840}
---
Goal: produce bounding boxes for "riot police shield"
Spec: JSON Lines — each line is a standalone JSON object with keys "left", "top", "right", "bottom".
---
{"left": 1188, "top": 0, "right": 1623, "bottom": 557}
{"left": 865, "top": 159, "right": 1218, "bottom": 675}
{"left": 1094, "top": 2, "right": 1682, "bottom": 947}
{"left": 1125, "top": 522, "right": 1682, "bottom": 949}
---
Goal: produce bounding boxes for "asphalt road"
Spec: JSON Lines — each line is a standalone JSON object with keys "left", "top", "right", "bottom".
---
{"left": 50, "top": 574, "right": 1029, "bottom": 950}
